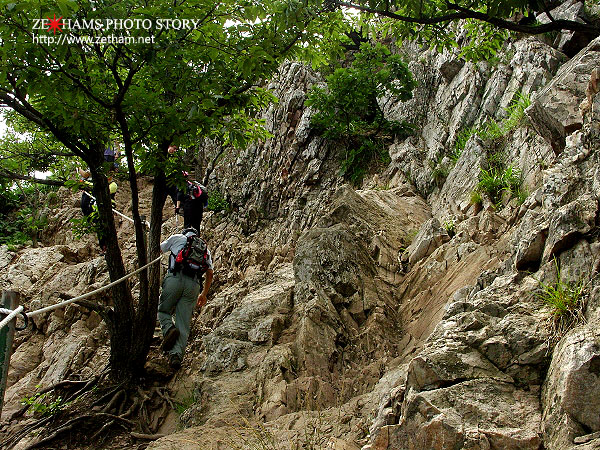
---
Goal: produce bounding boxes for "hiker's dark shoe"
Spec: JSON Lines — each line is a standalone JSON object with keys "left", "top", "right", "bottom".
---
{"left": 161, "top": 327, "right": 180, "bottom": 352}
{"left": 168, "top": 353, "right": 182, "bottom": 369}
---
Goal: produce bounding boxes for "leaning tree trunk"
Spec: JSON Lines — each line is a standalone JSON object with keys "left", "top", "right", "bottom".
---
{"left": 88, "top": 152, "right": 136, "bottom": 382}
{"left": 117, "top": 121, "right": 154, "bottom": 377}
{"left": 130, "top": 151, "right": 169, "bottom": 374}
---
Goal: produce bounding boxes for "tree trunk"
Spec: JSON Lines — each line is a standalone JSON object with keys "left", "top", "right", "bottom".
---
{"left": 130, "top": 166, "right": 167, "bottom": 373}
{"left": 90, "top": 140, "right": 170, "bottom": 380}
{"left": 88, "top": 155, "right": 135, "bottom": 382}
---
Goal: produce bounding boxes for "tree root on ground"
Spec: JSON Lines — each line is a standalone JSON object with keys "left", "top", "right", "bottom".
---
{"left": 1, "top": 372, "right": 177, "bottom": 450}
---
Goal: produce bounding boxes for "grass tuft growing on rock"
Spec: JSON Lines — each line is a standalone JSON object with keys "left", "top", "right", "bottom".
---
{"left": 536, "top": 261, "right": 587, "bottom": 345}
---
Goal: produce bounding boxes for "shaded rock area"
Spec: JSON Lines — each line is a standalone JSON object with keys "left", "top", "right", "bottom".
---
{"left": 2, "top": 12, "right": 600, "bottom": 450}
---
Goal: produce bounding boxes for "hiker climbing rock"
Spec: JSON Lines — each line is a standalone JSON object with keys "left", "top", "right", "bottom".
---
{"left": 176, "top": 176, "right": 208, "bottom": 232}
{"left": 78, "top": 175, "right": 118, "bottom": 253}
{"left": 158, "top": 227, "right": 213, "bottom": 369}
{"left": 165, "top": 145, "right": 181, "bottom": 207}
{"left": 104, "top": 140, "right": 121, "bottom": 170}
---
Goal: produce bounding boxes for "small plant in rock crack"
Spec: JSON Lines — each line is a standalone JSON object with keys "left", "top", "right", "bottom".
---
{"left": 226, "top": 415, "right": 279, "bottom": 450}
{"left": 476, "top": 165, "right": 522, "bottom": 208}
{"left": 535, "top": 261, "right": 587, "bottom": 344}
{"left": 21, "top": 391, "right": 65, "bottom": 417}
{"left": 174, "top": 393, "right": 196, "bottom": 416}
{"left": 206, "top": 190, "right": 230, "bottom": 213}
{"left": 443, "top": 219, "right": 456, "bottom": 238}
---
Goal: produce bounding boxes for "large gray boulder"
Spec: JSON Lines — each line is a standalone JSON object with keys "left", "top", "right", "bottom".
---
{"left": 542, "top": 194, "right": 597, "bottom": 263}
{"left": 405, "top": 218, "right": 450, "bottom": 265}
{"left": 373, "top": 379, "right": 542, "bottom": 450}
{"left": 527, "top": 37, "right": 600, "bottom": 152}
{"left": 542, "top": 324, "right": 600, "bottom": 449}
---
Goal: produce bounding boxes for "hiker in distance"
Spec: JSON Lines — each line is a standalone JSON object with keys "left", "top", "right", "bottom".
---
{"left": 175, "top": 173, "right": 208, "bottom": 232}
{"left": 165, "top": 144, "right": 181, "bottom": 207}
{"left": 158, "top": 227, "right": 213, "bottom": 369}
{"left": 77, "top": 169, "right": 118, "bottom": 253}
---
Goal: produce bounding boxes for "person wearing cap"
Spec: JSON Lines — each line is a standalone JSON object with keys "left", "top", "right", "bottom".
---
{"left": 104, "top": 140, "right": 121, "bottom": 170}
{"left": 157, "top": 227, "right": 214, "bottom": 369}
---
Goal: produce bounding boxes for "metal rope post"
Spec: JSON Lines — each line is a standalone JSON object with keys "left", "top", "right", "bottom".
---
{"left": 0, "top": 291, "right": 19, "bottom": 416}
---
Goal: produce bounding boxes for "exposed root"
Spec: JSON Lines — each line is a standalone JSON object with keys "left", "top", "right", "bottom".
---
{"left": 23, "top": 417, "right": 81, "bottom": 450}
{"left": 101, "top": 388, "right": 126, "bottom": 414}
{"left": 23, "top": 413, "right": 135, "bottom": 450}
{"left": 131, "top": 432, "right": 167, "bottom": 440}
{"left": 91, "top": 384, "right": 126, "bottom": 408}
{"left": 1, "top": 371, "right": 176, "bottom": 450}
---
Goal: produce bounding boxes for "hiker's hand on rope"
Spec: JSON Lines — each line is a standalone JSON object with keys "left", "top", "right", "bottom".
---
{"left": 197, "top": 293, "right": 207, "bottom": 308}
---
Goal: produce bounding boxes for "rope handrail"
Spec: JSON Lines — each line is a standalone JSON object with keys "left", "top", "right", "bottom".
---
{"left": 84, "top": 191, "right": 150, "bottom": 229}
{"left": 0, "top": 254, "right": 164, "bottom": 329}
{"left": 0, "top": 305, "right": 23, "bottom": 330}
{"left": 27, "top": 254, "right": 164, "bottom": 318}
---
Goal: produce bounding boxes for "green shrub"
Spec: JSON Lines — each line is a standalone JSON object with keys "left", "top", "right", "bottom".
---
{"left": 306, "top": 41, "right": 415, "bottom": 185}
{"left": 0, "top": 215, "right": 30, "bottom": 247}
{"left": 470, "top": 190, "right": 483, "bottom": 206}
{"left": 207, "top": 190, "right": 230, "bottom": 213}
{"left": 70, "top": 211, "right": 100, "bottom": 239}
{"left": 479, "top": 117, "right": 504, "bottom": 141}
{"left": 453, "top": 92, "right": 531, "bottom": 157}
{"left": 340, "top": 140, "right": 391, "bottom": 186}
{"left": 515, "top": 187, "right": 528, "bottom": 204}
{"left": 0, "top": 182, "right": 58, "bottom": 246}
{"left": 476, "top": 168, "right": 505, "bottom": 205}
{"left": 443, "top": 219, "right": 456, "bottom": 237}
{"left": 0, "top": 207, "right": 48, "bottom": 247}
{"left": 453, "top": 127, "right": 478, "bottom": 156}
{"left": 503, "top": 91, "right": 531, "bottom": 129}
{"left": 21, "top": 391, "right": 65, "bottom": 417}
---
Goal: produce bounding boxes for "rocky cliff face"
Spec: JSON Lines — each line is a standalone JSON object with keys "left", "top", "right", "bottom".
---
{"left": 1, "top": 23, "right": 600, "bottom": 450}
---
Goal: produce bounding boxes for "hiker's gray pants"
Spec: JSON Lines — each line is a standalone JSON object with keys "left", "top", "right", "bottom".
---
{"left": 157, "top": 271, "right": 201, "bottom": 358}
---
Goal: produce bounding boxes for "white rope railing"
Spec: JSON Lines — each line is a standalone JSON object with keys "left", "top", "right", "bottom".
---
{"left": 84, "top": 191, "right": 150, "bottom": 229}
{"left": 0, "top": 306, "right": 23, "bottom": 330}
{"left": 0, "top": 254, "right": 164, "bottom": 329}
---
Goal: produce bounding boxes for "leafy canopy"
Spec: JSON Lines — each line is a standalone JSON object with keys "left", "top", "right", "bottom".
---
{"left": 0, "top": 0, "right": 347, "bottom": 165}
{"left": 332, "top": 0, "right": 600, "bottom": 60}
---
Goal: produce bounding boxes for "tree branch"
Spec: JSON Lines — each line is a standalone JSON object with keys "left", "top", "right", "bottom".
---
{"left": 335, "top": 0, "right": 600, "bottom": 36}
{"left": 0, "top": 91, "right": 88, "bottom": 159}
{"left": 336, "top": 1, "right": 467, "bottom": 23}
{"left": 0, "top": 169, "right": 67, "bottom": 187}
{"left": 447, "top": 1, "right": 600, "bottom": 35}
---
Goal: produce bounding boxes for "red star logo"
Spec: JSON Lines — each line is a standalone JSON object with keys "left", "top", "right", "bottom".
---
{"left": 46, "top": 14, "right": 63, "bottom": 34}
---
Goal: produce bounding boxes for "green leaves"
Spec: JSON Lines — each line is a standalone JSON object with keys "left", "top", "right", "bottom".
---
{"left": 338, "top": 0, "right": 591, "bottom": 61}
{"left": 535, "top": 259, "right": 588, "bottom": 344}
{"left": 476, "top": 166, "right": 522, "bottom": 208}
{"left": 306, "top": 41, "right": 414, "bottom": 184}
{"left": 458, "top": 20, "right": 510, "bottom": 61}
{"left": 56, "top": 0, "right": 78, "bottom": 17}
{"left": 0, "top": 0, "right": 335, "bottom": 181}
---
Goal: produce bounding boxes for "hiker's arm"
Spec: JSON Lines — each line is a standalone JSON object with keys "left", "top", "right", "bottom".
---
{"left": 160, "top": 235, "right": 176, "bottom": 253}
{"left": 197, "top": 269, "right": 213, "bottom": 308}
